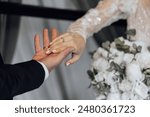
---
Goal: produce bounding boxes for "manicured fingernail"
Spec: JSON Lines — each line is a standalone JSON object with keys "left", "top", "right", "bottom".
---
{"left": 66, "top": 62, "right": 70, "bottom": 66}
{"left": 46, "top": 50, "right": 50, "bottom": 54}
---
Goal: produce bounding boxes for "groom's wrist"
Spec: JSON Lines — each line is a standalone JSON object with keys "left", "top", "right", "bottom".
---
{"left": 37, "top": 61, "right": 49, "bottom": 80}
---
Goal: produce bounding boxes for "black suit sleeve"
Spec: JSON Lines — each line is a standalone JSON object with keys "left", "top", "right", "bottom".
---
{"left": 0, "top": 60, "right": 45, "bottom": 99}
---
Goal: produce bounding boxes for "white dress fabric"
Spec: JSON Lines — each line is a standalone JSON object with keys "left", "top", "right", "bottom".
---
{"left": 67, "top": 0, "right": 150, "bottom": 100}
{"left": 68, "top": 0, "right": 150, "bottom": 44}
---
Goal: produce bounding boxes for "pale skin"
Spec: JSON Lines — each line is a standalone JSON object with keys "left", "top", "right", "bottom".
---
{"left": 46, "top": 0, "right": 150, "bottom": 66}
{"left": 32, "top": 28, "right": 74, "bottom": 72}
{"left": 46, "top": 32, "right": 85, "bottom": 66}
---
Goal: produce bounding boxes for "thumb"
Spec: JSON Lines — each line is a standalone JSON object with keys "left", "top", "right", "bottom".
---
{"left": 66, "top": 54, "right": 80, "bottom": 66}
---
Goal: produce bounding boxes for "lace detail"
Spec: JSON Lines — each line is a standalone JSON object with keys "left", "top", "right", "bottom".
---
{"left": 127, "top": 0, "right": 150, "bottom": 43}
{"left": 119, "top": 0, "right": 138, "bottom": 14}
{"left": 67, "top": 0, "right": 138, "bottom": 41}
{"left": 68, "top": 9, "right": 106, "bottom": 40}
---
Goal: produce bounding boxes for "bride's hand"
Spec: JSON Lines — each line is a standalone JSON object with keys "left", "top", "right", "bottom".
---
{"left": 46, "top": 32, "right": 86, "bottom": 66}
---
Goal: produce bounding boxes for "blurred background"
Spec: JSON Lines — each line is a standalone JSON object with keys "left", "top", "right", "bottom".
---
{"left": 0, "top": 0, "right": 126, "bottom": 99}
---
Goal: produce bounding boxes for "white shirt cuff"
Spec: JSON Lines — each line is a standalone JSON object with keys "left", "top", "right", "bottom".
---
{"left": 37, "top": 61, "right": 49, "bottom": 80}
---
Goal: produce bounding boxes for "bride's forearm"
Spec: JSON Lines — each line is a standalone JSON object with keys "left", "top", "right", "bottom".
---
{"left": 67, "top": 0, "right": 127, "bottom": 41}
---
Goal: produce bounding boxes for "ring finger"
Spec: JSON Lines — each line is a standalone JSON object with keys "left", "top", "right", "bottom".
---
{"left": 48, "top": 40, "right": 76, "bottom": 53}
{"left": 49, "top": 33, "right": 70, "bottom": 45}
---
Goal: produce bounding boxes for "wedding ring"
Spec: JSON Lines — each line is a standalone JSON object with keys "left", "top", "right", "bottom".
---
{"left": 48, "top": 44, "right": 51, "bottom": 48}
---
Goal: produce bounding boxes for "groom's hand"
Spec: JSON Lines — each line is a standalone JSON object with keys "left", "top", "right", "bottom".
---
{"left": 32, "top": 28, "right": 74, "bottom": 72}
{"left": 39, "top": 47, "right": 74, "bottom": 72}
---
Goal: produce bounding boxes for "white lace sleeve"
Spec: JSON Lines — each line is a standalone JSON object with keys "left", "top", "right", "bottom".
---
{"left": 119, "top": 0, "right": 138, "bottom": 14}
{"left": 67, "top": 0, "right": 138, "bottom": 41}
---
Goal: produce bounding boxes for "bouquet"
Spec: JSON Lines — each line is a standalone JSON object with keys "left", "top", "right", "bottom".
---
{"left": 87, "top": 33, "right": 150, "bottom": 100}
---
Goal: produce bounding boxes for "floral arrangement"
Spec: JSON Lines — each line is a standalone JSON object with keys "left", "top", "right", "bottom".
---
{"left": 87, "top": 30, "right": 150, "bottom": 100}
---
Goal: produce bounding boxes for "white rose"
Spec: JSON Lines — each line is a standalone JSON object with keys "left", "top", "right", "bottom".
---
{"left": 126, "top": 61, "right": 143, "bottom": 82}
{"left": 92, "top": 58, "right": 109, "bottom": 72}
{"left": 119, "top": 80, "right": 132, "bottom": 92}
{"left": 123, "top": 53, "right": 134, "bottom": 64}
{"left": 135, "top": 52, "right": 150, "bottom": 69}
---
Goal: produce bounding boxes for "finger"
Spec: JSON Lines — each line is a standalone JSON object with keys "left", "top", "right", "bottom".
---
{"left": 43, "top": 28, "right": 50, "bottom": 48}
{"left": 51, "top": 28, "right": 58, "bottom": 41}
{"left": 47, "top": 40, "right": 76, "bottom": 54}
{"left": 52, "top": 46, "right": 74, "bottom": 54}
{"left": 46, "top": 34, "right": 73, "bottom": 54}
{"left": 57, "top": 47, "right": 74, "bottom": 62}
{"left": 49, "top": 39, "right": 64, "bottom": 51}
{"left": 34, "top": 34, "right": 42, "bottom": 53}
{"left": 49, "top": 33, "right": 69, "bottom": 45}
{"left": 46, "top": 42, "right": 64, "bottom": 54}
{"left": 66, "top": 54, "right": 80, "bottom": 66}
{"left": 47, "top": 36, "right": 62, "bottom": 50}
{"left": 47, "top": 29, "right": 59, "bottom": 49}
{"left": 49, "top": 35, "right": 74, "bottom": 51}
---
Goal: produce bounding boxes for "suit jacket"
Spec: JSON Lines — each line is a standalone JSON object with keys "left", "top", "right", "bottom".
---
{"left": 0, "top": 54, "right": 3, "bottom": 65}
{"left": 0, "top": 54, "right": 45, "bottom": 100}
